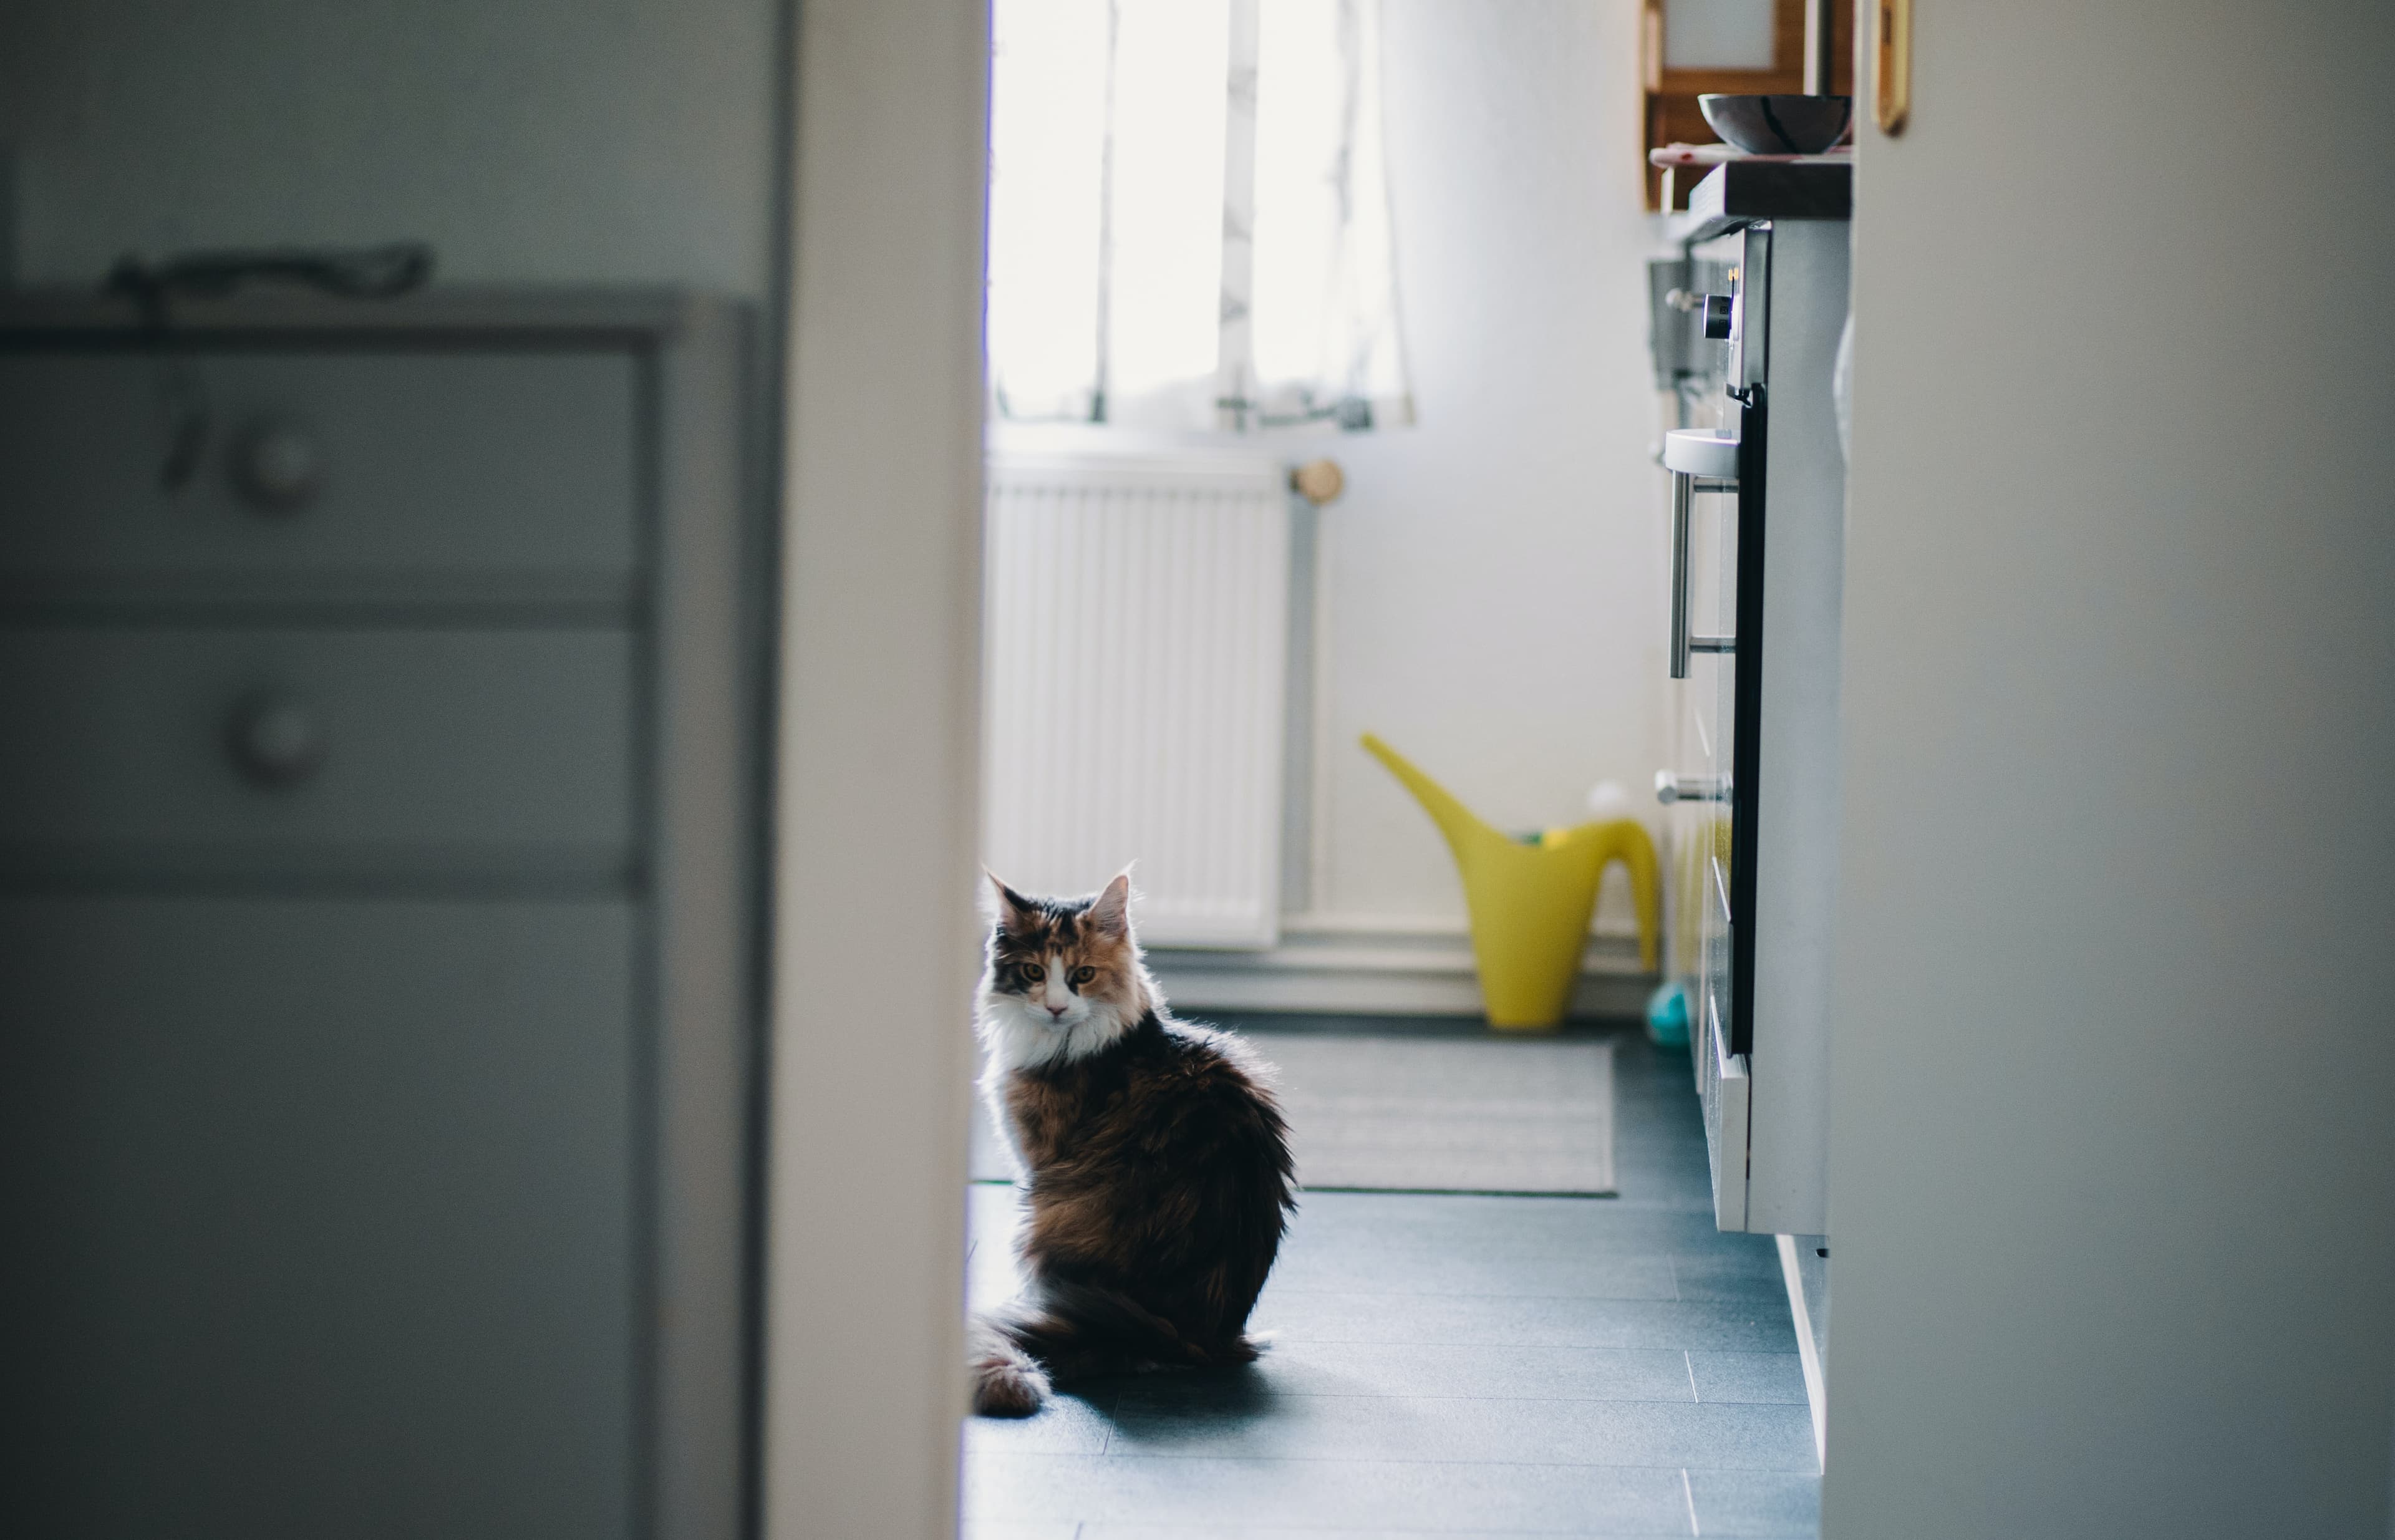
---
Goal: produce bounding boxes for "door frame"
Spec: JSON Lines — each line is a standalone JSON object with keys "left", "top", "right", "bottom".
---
{"left": 760, "top": 0, "right": 989, "bottom": 1536}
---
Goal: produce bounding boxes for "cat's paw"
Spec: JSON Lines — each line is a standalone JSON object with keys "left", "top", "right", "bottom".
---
{"left": 971, "top": 1357, "right": 1051, "bottom": 1417}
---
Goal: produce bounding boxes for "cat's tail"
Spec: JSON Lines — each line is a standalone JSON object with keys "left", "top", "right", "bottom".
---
{"left": 991, "top": 1281, "right": 1264, "bottom": 1383}
{"left": 968, "top": 1314, "right": 1052, "bottom": 1418}
{"left": 971, "top": 1283, "right": 1266, "bottom": 1417}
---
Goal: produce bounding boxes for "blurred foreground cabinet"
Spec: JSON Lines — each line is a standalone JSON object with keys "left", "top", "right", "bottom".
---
{"left": 0, "top": 291, "right": 762, "bottom": 1540}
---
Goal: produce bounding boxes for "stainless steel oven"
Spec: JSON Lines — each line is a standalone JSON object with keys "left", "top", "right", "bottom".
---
{"left": 1650, "top": 161, "right": 1849, "bottom": 1236}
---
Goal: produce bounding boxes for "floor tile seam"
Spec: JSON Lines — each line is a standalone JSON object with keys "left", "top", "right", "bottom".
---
{"left": 1265, "top": 1291, "right": 1685, "bottom": 1302}
{"left": 962, "top": 1523, "right": 1715, "bottom": 1533}
{"left": 1293, "top": 1193, "right": 1627, "bottom": 1202}
{"left": 1265, "top": 1263, "right": 1711, "bottom": 1276}
{"left": 1256, "top": 1342, "right": 1793, "bottom": 1354}
{"left": 1259, "top": 1340, "right": 1795, "bottom": 1351}
{"left": 997, "top": 1531, "right": 1700, "bottom": 1540}
{"left": 1285, "top": 1195, "right": 1701, "bottom": 1205}
{"left": 1270, "top": 1254, "right": 1720, "bottom": 1267}
{"left": 1107, "top": 1390, "right": 1812, "bottom": 1410}
{"left": 1259, "top": 1316, "right": 1788, "bottom": 1331}
{"left": 1273, "top": 1243, "right": 1752, "bottom": 1257}
{"left": 1259, "top": 1287, "right": 1751, "bottom": 1302}
{"left": 1279, "top": 1219, "right": 1718, "bottom": 1231}
{"left": 1276, "top": 1267, "right": 1780, "bottom": 1282}
{"left": 1264, "top": 1289, "right": 1789, "bottom": 1301}
{"left": 982, "top": 1456, "right": 1791, "bottom": 1475}
{"left": 1282, "top": 1209, "right": 1715, "bottom": 1223}
{"left": 988, "top": 1449, "right": 1821, "bottom": 1478}
{"left": 984, "top": 1450, "right": 1804, "bottom": 1475}
{"left": 1270, "top": 1248, "right": 1705, "bottom": 1256}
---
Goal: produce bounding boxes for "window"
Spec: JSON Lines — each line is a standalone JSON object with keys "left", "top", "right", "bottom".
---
{"left": 987, "top": 0, "right": 1413, "bottom": 433}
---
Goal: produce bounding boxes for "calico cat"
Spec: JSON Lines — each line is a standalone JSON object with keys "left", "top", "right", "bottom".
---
{"left": 969, "top": 869, "right": 1297, "bottom": 1417}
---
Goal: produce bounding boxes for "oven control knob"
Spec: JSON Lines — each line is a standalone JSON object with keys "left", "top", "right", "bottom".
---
{"left": 1702, "top": 294, "right": 1735, "bottom": 341}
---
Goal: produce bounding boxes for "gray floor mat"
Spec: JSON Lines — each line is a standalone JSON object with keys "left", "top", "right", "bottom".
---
{"left": 970, "top": 1031, "right": 1615, "bottom": 1196}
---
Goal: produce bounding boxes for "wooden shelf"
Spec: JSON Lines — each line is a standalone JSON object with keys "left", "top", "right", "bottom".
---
{"left": 1684, "top": 159, "right": 1853, "bottom": 242}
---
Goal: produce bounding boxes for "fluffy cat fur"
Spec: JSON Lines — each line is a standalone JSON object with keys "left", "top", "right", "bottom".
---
{"left": 970, "top": 869, "right": 1297, "bottom": 1417}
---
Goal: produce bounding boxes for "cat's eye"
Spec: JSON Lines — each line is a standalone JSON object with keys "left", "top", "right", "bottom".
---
{"left": 1019, "top": 963, "right": 1045, "bottom": 983}
{"left": 1070, "top": 966, "right": 1096, "bottom": 986}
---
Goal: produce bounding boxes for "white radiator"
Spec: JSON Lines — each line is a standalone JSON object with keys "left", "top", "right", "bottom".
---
{"left": 980, "top": 452, "right": 1290, "bottom": 948}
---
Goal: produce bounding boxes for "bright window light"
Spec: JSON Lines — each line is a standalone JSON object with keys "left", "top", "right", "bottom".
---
{"left": 987, "top": 0, "right": 1411, "bottom": 434}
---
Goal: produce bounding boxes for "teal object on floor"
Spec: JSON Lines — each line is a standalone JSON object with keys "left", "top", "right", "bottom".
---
{"left": 1646, "top": 979, "right": 1691, "bottom": 1048}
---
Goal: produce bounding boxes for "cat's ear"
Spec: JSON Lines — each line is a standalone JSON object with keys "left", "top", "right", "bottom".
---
{"left": 984, "top": 869, "right": 1040, "bottom": 933}
{"left": 1086, "top": 868, "right": 1136, "bottom": 939}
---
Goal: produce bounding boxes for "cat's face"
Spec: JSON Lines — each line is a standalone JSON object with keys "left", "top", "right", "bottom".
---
{"left": 978, "top": 871, "right": 1146, "bottom": 1065}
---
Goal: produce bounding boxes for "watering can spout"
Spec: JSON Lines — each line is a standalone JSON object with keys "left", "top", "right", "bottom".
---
{"left": 1358, "top": 733, "right": 1501, "bottom": 855}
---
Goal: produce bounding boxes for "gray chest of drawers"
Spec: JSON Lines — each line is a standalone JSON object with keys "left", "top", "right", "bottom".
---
{"left": 0, "top": 291, "right": 760, "bottom": 1540}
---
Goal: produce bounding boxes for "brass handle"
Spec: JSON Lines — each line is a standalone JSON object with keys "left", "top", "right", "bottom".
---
{"left": 1290, "top": 458, "right": 1345, "bottom": 506}
{"left": 1875, "top": 0, "right": 1912, "bottom": 135}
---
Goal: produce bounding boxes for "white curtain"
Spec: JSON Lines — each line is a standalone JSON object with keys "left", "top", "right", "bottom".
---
{"left": 988, "top": 0, "right": 1413, "bottom": 433}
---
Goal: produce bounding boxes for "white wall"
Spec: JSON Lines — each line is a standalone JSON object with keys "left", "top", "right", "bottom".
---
{"left": 1308, "top": 0, "right": 1668, "bottom": 937}
{"left": 1825, "top": 1, "right": 2395, "bottom": 1534}
{"left": 0, "top": 0, "right": 781, "bottom": 296}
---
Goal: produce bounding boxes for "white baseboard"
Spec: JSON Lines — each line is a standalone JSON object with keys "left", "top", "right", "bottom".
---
{"left": 1148, "top": 923, "right": 1655, "bottom": 1019}
{"left": 1777, "top": 1233, "right": 1829, "bottom": 1471}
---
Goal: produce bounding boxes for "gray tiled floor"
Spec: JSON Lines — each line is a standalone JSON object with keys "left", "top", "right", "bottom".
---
{"left": 964, "top": 1020, "right": 1820, "bottom": 1539}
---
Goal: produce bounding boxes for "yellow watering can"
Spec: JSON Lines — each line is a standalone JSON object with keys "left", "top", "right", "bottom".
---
{"left": 1362, "top": 734, "right": 1660, "bottom": 1030}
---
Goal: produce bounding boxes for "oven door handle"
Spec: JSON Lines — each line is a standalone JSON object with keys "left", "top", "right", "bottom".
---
{"left": 1669, "top": 469, "right": 1739, "bottom": 679}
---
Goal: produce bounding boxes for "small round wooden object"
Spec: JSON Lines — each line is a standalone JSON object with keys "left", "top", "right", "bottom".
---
{"left": 1290, "top": 458, "right": 1345, "bottom": 506}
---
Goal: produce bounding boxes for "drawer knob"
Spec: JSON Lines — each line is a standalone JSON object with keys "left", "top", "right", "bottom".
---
{"left": 226, "top": 690, "right": 327, "bottom": 787}
{"left": 231, "top": 419, "right": 325, "bottom": 513}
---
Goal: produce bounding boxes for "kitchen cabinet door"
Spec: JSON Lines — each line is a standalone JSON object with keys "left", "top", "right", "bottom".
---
{"left": 0, "top": 896, "right": 641, "bottom": 1540}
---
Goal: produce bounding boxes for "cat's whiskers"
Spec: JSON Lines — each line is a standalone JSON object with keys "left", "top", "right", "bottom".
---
{"left": 976, "top": 988, "right": 1133, "bottom": 1072}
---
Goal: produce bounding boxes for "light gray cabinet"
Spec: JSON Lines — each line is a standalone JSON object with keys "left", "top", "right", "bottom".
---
{"left": 0, "top": 291, "right": 759, "bottom": 1540}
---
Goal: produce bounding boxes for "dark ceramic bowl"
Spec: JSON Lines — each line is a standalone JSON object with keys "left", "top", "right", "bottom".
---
{"left": 1698, "top": 94, "right": 1853, "bottom": 155}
